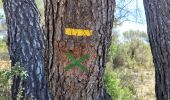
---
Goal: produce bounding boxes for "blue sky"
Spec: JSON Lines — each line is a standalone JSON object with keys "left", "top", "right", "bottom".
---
{"left": 116, "top": 0, "right": 147, "bottom": 33}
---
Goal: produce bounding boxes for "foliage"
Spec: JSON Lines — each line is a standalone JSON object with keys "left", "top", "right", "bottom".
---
{"left": 109, "top": 30, "right": 153, "bottom": 69}
{"left": 123, "top": 30, "right": 149, "bottom": 42}
{"left": 35, "top": 0, "right": 44, "bottom": 24}
{"left": 104, "top": 65, "right": 133, "bottom": 100}
{"left": 123, "top": 30, "right": 152, "bottom": 69}
{"left": 0, "top": 0, "right": 2, "bottom": 7}
{"left": 0, "top": 37, "right": 9, "bottom": 61}
{"left": 109, "top": 43, "right": 125, "bottom": 68}
{"left": 105, "top": 30, "right": 154, "bottom": 99}
{"left": 0, "top": 39, "right": 7, "bottom": 52}
{"left": 0, "top": 63, "right": 28, "bottom": 99}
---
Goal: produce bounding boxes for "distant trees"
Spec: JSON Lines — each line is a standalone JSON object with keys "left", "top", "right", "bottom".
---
{"left": 143, "top": 0, "right": 170, "bottom": 99}
{"left": 107, "top": 30, "right": 154, "bottom": 99}
{"left": 109, "top": 30, "right": 152, "bottom": 69}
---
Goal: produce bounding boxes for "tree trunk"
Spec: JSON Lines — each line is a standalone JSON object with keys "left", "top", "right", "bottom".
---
{"left": 143, "top": 0, "right": 170, "bottom": 99}
{"left": 45, "top": 0, "right": 115, "bottom": 100}
{"left": 3, "top": 0, "right": 49, "bottom": 99}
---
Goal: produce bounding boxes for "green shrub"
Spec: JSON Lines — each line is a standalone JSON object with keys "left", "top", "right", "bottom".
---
{"left": 0, "top": 63, "right": 28, "bottom": 99}
{"left": 0, "top": 37, "right": 9, "bottom": 61}
{"left": 105, "top": 30, "right": 154, "bottom": 100}
{"left": 104, "top": 66, "right": 133, "bottom": 100}
{"left": 0, "top": 52, "right": 9, "bottom": 61}
{"left": 0, "top": 40, "right": 7, "bottom": 52}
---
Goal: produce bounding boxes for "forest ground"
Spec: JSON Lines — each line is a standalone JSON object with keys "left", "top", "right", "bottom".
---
{"left": 132, "top": 68, "right": 155, "bottom": 100}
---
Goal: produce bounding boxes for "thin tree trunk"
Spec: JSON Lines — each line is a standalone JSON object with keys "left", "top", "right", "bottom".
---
{"left": 143, "top": 0, "right": 170, "bottom": 99}
{"left": 45, "top": 0, "right": 115, "bottom": 100}
{"left": 3, "top": 0, "right": 49, "bottom": 99}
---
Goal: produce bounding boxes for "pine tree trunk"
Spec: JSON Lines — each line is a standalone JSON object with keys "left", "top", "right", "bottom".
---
{"left": 45, "top": 0, "right": 115, "bottom": 100}
{"left": 3, "top": 0, "right": 49, "bottom": 99}
{"left": 143, "top": 0, "right": 170, "bottom": 99}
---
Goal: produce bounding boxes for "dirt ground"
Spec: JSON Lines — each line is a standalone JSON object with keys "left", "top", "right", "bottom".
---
{"left": 0, "top": 61, "right": 11, "bottom": 69}
{"left": 132, "top": 69, "right": 156, "bottom": 100}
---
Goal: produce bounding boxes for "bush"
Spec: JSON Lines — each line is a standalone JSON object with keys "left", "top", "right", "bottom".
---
{"left": 0, "top": 63, "right": 28, "bottom": 99}
{"left": 0, "top": 37, "right": 9, "bottom": 61}
{"left": 104, "top": 66, "right": 133, "bottom": 100}
{"left": 0, "top": 52, "right": 9, "bottom": 61}
{"left": 105, "top": 30, "right": 154, "bottom": 100}
{"left": 109, "top": 30, "right": 153, "bottom": 70}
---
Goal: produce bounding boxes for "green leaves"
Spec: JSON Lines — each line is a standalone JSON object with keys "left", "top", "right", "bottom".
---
{"left": 0, "top": 62, "right": 28, "bottom": 99}
{"left": 104, "top": 66, "right": 133, "bottom": 100}
{"left": 65, "top": 52, "right": 89, "bottom": 72}
{"left": 0, "top": 62, "right": 28, "bottom": 86}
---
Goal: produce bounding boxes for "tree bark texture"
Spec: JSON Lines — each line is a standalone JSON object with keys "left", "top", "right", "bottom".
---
{"left": 3, "top": 0, "right": 49, "bottom": 99}
{"left": 143, "top": 0, "right": 170, "bottom": 100}
{"left": 45, "top": 0, "right": 115, "bottom": 100}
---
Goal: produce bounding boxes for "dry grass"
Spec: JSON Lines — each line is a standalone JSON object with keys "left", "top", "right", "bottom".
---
{"left": 0, "top": 61, "right": 11, "bottom": 70}
{"left": 132, "top": 69, "right": 156, "bottom": 100}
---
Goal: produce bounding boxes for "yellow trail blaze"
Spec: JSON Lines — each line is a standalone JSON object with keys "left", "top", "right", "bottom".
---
{"left": 65, "top": 28, "right": 93, "bottom": 36}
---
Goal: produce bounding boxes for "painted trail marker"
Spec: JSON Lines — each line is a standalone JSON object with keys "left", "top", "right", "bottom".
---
{"left": 65, "top": 52, "right": 89, "bottom": 72}
{"left": 65, "top": 28, "right": 93, "bottom": 36}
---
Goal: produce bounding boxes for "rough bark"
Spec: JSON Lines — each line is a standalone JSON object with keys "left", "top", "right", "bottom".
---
{"left": 45, "top": 0, "right": 115, "bottom": 100}
{"left": 3, "top": 0, "right": 49, "bottom": 99}
{"left": 143, "top": 0, "right": 170, "bottom": 100}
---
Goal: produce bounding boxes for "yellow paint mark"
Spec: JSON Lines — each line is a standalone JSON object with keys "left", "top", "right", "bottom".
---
{"left": 65, "top": 28, "right": 72, "bottom": 35}
{"left": 65, "top": 28, "right": 93, "bottom": 36}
